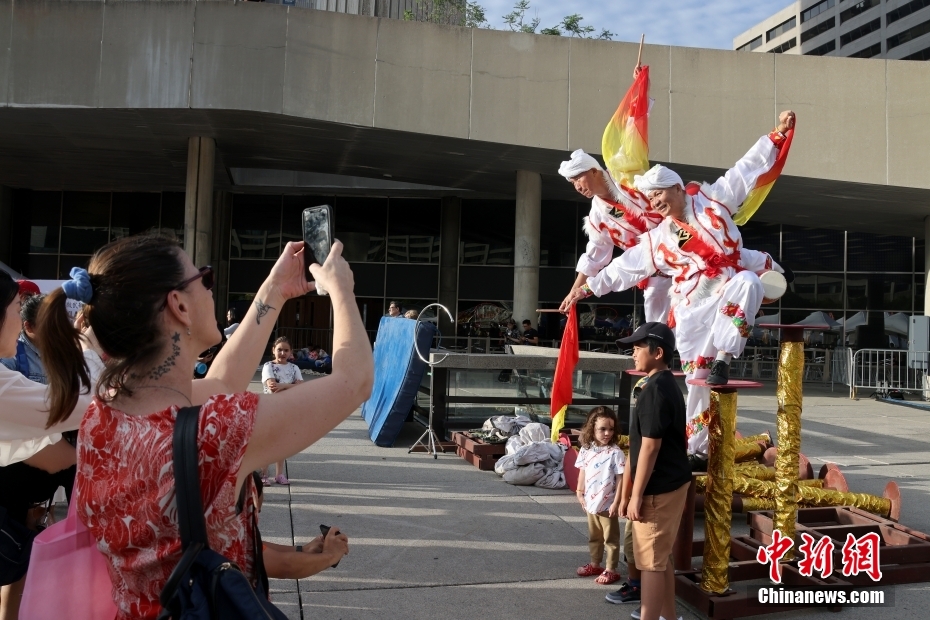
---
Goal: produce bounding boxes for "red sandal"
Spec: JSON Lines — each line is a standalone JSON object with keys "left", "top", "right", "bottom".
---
{"left": 596, "top": 570, "right": 621, "bottom": 585}
{"left": 576, "top": 563, "right": 602, "bottom": 577}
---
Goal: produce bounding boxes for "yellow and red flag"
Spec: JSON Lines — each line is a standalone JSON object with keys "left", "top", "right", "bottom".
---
{"left": 601, "top": 65, "right": 651, "bottom": 189}
{"left": 550, "top": 305, "right": 580, "bottom": 442}
{"left": 733, "top": 126, "right": 795, "bottom": 226}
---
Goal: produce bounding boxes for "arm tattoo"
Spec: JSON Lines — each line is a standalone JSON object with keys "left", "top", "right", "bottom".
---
{"left": 146, "top": 332, "right": 181, "bottom": 380}
{"left": 254, "top": 297, "right": 275, "bottom": 325}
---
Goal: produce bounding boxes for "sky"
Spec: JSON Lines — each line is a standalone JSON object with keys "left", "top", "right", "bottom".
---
{"left": 478, "top": 0, "right": 796, "bottom": 49}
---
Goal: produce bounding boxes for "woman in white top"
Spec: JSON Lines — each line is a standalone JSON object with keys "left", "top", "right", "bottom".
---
{"left": 260, "top": 336, "right": 303, "bottom": 484}
{"left": 0, "top": 272, "right": 105, "bottom": 468}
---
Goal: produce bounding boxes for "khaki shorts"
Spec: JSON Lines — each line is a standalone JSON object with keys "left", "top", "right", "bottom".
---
{"left": 631, "top": 482, "right": 690, "bottom": 572}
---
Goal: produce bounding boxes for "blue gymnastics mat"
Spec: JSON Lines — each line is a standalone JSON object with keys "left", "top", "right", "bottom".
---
{"left": 360, "top": 316, "right": 436, "bottom": 447}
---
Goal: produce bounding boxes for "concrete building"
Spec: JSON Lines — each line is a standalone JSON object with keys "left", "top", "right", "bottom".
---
{"left": 1, "top": 1, "right": 930, "bottom": 349}
{"left": 734, "top": 0, "right": 930, "bottom": 60}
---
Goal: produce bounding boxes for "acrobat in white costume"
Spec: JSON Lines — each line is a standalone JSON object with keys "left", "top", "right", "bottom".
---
{"left": 558, "top": 150, "right": 673, "bottom": 324}
{"left": 575, "top": 129, "right": 791, "bottom": 457}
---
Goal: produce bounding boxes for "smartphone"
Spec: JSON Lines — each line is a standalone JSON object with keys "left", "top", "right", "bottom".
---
{"left": 302, "top": 205, "right": 334, "bottom": 292}
{"left": 319, "top": 524, "right": 341, "bottom": 568}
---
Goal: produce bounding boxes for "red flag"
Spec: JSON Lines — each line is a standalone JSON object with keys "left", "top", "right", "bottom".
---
{"left": 550, "top": 305, "right": 579, "bottom": 441}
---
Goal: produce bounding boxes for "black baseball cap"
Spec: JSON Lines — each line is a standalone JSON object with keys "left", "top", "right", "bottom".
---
{"left": 618, "top": 321, "right": 676, "bottom": 351}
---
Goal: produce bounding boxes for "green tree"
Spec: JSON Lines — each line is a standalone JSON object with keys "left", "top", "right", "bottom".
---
{"left": 560, "top": 13, "right": 595, "bottom": 38}
{"left": 539, "top": 26, "right": 561, "bottom": 35}
{"left": 465, "top": 1, "right": 489, "bottom": 28}
{"left": 503, "top": 0, "right": 540, "bottom": 33}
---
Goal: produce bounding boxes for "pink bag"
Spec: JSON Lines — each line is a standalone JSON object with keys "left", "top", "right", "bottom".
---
{"left": 20, "top": 497, "right": 117, "bottom": 619}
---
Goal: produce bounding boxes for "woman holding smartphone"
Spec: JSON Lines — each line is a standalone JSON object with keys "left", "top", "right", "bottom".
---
{"left": 36, "top": 235, "right": 372, "bottom": 620}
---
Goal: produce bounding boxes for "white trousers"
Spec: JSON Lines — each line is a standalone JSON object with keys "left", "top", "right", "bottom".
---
{"left": 643, "top": 276, "right": 673, "bottom": 324}
{"left": 674, "top": 271, "right": 764, "bottom": 456}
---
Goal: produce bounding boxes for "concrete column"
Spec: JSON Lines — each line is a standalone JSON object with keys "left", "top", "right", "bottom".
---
{"left": 925, "top": 216, "right": 930, "bottom": 316}
{"left": 513, "top": 170, "right": 541, "bottom": 328}
{"left": 184, "top": 137, "right": 200, "bottom": 259}
{"left": 0, "top": 186, "right": 12, "bottom": 266}
{"left": 438, "top": 197, "right": 461, "bottom": 337}
{"left": 184, "top": 136, "right": 216, "bottom": 267}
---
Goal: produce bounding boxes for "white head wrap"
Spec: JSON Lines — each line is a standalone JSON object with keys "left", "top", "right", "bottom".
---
{"left": 558, "top": 149, "right": 602, "bottom": 179}
{"left": 633, "top": 164, "right": 684, "bottom": 193}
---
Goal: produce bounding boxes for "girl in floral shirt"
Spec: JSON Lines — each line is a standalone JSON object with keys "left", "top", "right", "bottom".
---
{"left": 260, "top": 337, "right": 302, "bottom": 484}
{"left": 574, "top": 406, "right": 625, "bottom": 585}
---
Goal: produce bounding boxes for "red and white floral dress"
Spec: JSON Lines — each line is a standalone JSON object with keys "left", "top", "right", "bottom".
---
{"left": 76, "top": 393, "right": 259, "bottom": 620}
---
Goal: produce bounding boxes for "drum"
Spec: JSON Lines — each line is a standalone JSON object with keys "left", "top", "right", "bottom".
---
{"left": 760, "top": 270, "right": 787, "bottom": 304}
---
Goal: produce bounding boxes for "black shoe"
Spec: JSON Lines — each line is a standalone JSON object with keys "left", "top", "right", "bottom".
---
{"left": 688, "top": 453, "right": 708, "bottom": 472}
{"left": 706, "top": 359, "right": 730, "bottom": 385}
{"left": 605, "top": 582, "right": 641, "bottom": 604}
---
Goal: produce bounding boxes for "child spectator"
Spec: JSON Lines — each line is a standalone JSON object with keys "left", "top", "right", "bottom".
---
{"left": 260, "top": 336, "right": 303, "bottom": 485}
{"left": 617, "top": 322, "right": 690, "bottom": 620}
{"left": 574, "top": 406, "right": 624, "bottom": 585}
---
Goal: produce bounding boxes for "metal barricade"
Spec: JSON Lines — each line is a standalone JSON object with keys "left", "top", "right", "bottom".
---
{"left": 848, "top": 348, "right": 930, "bottom": 399}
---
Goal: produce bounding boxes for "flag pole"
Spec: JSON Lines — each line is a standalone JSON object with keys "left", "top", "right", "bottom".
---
{"left": 636, "top": 34, "right": 644, "bottom": 69}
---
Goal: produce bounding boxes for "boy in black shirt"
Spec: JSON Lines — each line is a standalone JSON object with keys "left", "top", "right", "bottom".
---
{"left": 618, "top": 322, "right": 690, "bottom": 620}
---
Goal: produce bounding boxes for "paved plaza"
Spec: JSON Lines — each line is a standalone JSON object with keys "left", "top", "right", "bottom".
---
{"left": 252, "top": 378, "right": 930, "bottom": 620}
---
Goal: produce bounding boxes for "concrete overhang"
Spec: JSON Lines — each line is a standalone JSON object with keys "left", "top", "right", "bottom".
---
{"left": 0, "top": 1, "right": 928, "bottom": 236}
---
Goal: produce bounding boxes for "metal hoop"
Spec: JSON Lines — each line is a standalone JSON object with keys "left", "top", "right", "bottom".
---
{"left": 415, "top": 303, "right": 454, "bottom": 366}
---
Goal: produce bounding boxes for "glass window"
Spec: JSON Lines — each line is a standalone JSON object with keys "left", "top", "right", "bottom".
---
{"left": 460, "top": 200, "right": 515, "bottom": 265}
{"left": 848, "top": 42, "right": 882, "bottom": 57}
{"left": 111, "top": 193, "right": 160, "bottom": 242}
{"left": 805, "top": 39, "right": 837, "bottom": 55}
{"left": 801, "top": 16, "right": 836, "bottom": 43}
{"left": 903, "top": 45, "right": 930, "bottom": 60}
{"left": 385, "top": 265, "right": 439, "bottom": 298}
{"left": 769, "top": 38, "right": 797, "bottom": 53}
{"left": 334, "top": 196, "right": 387, "bottom": 262}
{"left": 58, "top": 255, "right": 91, "bottom": 280}
{"left": 540, "top": 202, "right": 580, "bottom": 267}
{"left": 160, "top": 192, "right": 186, "bottom": 246}
{"left": 802, "top": 0, "right": 835, "bottom": 23}
{"left": 231, "top": 195, "right": 282, "bottom": 259}
{"left": 387, "top": 198, "right": 441, "bottom": 263}
{"left": 839, "top": 0, "right": 880, "bottom": 24}
{"left": 25, "top": 191, "right": 61, "bottom": 254}
{"left": 783, "top": 273, "right": 845, "bottom": 309}
{"left": 22, "top": 255, "right": 58, "bottom": 279}
{"left": 737, "top": 35, "right": 763, "bottom": 51}
{"left": 282, "top": 195, "right": 335, "bottom": 248}
{"left": 61, "top": 192, "right": 110, "bottom": 255}
{"left": 781, "top": 226, "right": 844, "bottom": 271}
{"left": 887, "top": 16, "right": 930, "bottom": 49}
{"left": 740, "top": 221, "right": 781, "bottom": 262}
{"left": 888, "top": 0, "right": 930, "bottom": 25}
{"left": 767, "top": 17, "right": 797, "bottom": 41}
{"left": 228, "top": 259, "right": 276, "bottom": 293}
{"left": 847, "top": 274, "right": 914, "bottom": 311}
{"left": 847, "top": 232, "right": 913, "bottom": 272}
{"left": 840, "top": 17, "right": 880, "bottom": 47}
{"left": 916, "top": 239, "right": 925, "bottom": 273}
{"left": 539, "top": 267, "right": 576, "bottom": 302}
{"left": 459, "top": 266, "right": 514, "bottom": 299}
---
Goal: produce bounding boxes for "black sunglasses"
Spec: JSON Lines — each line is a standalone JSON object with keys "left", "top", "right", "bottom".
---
{"left": 174, "top": 266, "right": 214, "bottom": 292}
{"left": 161, "top": 266, "right": 214, "bottom": 310}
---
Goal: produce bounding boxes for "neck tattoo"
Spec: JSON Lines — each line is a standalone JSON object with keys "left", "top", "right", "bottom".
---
{"left": 146, "top": 332, "right": 181, "bottom": 380}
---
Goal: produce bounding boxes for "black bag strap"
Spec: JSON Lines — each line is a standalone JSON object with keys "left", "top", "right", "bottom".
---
{"left": 173, "top": 405, "right": 209, "bottom": 550}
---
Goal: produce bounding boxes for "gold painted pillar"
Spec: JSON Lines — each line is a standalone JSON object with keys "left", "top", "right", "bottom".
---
{"left": 700, "top": 389, "right": 737, "bottom": 594}
{"left": 774, "top": 329, "right": 805, "bottom": 560}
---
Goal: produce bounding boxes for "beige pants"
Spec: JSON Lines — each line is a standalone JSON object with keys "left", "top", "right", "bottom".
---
{"left": 623, "top": 518, "right": 634, "bottom": 566}
{"left": 587, "top": 511, "right": 621, "bottom": 571}
{"left": 632, "top": 482, "right": 690, "bottom": 571}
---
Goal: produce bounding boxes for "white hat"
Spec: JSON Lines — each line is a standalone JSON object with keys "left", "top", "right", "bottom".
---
{"left": 558, "top": 149, "right": 602, "bottom": 179}
{"left": 634, "top": 164, "right": 684, "bottom": 193}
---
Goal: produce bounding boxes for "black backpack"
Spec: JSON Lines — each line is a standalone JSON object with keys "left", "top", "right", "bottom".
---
{"left": 157, "top": 406, "right": 287, "bottom": 620}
